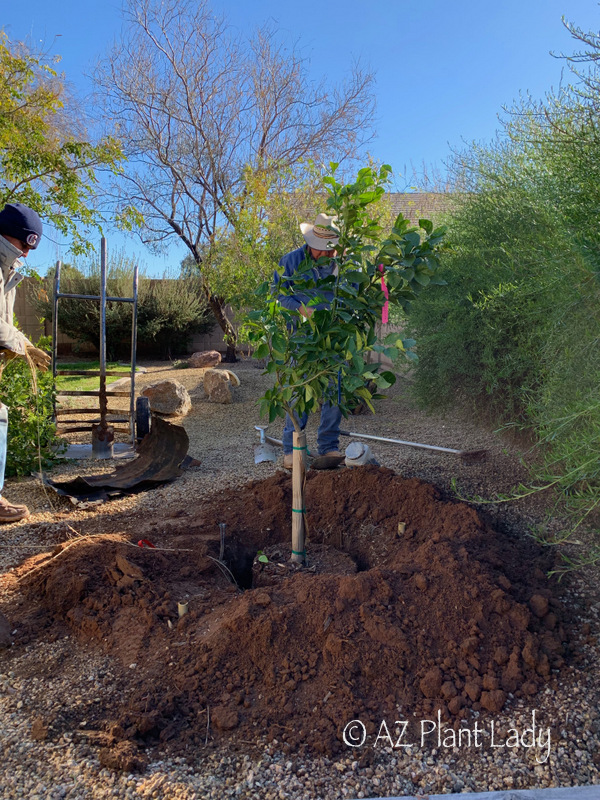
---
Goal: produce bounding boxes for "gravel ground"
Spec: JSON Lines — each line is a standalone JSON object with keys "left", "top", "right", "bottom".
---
{"left": 0, "top": 358, "right": 599, "bottom": 798}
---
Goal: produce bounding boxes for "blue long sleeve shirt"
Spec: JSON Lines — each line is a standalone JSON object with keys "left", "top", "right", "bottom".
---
{"left": 273, "top": 245, "right": 337, "bottom": 311}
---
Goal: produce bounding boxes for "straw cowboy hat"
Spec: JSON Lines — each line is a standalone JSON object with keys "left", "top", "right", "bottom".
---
{"left": 300, "top": 213, "right": 340, "bottom": 250}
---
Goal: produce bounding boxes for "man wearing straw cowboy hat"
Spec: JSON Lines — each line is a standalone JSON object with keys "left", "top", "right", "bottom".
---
{"left": 273, "top": 213, "right": 344, "bottom": 470}
{"left": 0, "top": 203, "right": 51, "bottom": 523}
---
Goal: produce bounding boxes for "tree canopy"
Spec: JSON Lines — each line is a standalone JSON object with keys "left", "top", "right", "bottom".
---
{"left": 0, "top": 31, "right": 123, "bottom": 253}
{"left": 95, "top": 0, "right": 376, "bottom": 358}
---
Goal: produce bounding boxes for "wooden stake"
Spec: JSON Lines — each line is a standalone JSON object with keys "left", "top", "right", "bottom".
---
{"left": 291, "top": 430, "right": 307, "bottom": 564}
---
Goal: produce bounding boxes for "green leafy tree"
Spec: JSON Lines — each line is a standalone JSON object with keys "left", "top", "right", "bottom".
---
{"left": 0, "top": 31, "right": 123, "bottom": 253}
{"left": 183, "top": 162, "right": 395, "bottom": 336}
{"left": 247, "top": 163, "right": 446, "bottom": 423}
{"left": 245, "top": 163, "right": 446, "bottom": 561}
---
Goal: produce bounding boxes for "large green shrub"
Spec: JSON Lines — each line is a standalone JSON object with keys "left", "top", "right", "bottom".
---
{"left": 0, "top": 337, "right": 63, "bottom": 477}
{"left": 406, "top": 54, "right": 600, "bottom": 562}
{"left": 32, "top": 252, "right": 215, "bottom": 360}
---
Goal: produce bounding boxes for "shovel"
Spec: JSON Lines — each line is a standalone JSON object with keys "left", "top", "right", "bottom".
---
{"left": 254, "top": 425, "right": 280, "bottom": 464}
{"left": 339, "top": 429, "right": 488, "bottom": 465}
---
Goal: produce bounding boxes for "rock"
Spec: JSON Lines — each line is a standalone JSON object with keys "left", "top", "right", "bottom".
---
{"left": 223, "top": 369, "right": 241, "bottom": 387}
{"left": 482, "top": 673, "right": 499, "bottom": 691}
{"left": 98, "top": 741, "right": 145, "bottom": 772}
{"left": 480, "top": 689, "right": 506, "bottom": 712}
{"left": 141, "top": 380, "right": 192, "bottom": 417}
{"left": 464, "top": 680, "right": 481, "bottom": 702}
{"left": 501, "top": 657, "right": 522, "bottom": 693}
{"left": 440, "top": 681, "right": 458, "bottom": 700}
{"left": 459, "top": 636, "right": 479, "bottom": 656}
{"left": 204, "top": 369, "right": 233, "bottom": 404}
{"left": 212, "top": 705, "right": 239, "bottom": 731}
{"left": 521, "top": 681, "right": 538, "bottom": 696}
{"left": 447, "top": 696, "right": 463, "bottom": 715}
{"left": 31, "top": 717, "right": 49, "bottom": 741}
{"left": 0, "top": 611, "right": 11, "bottom": 648}
{"left": 529, "top": 593, "right": 549, "bottom": 618}
{"left": 413, "top": 573, "right": 428, "bottom": 591}
{"left": 115, "top": 554, "right": 144, "bottom": 580}
{"left": 188, "top": 350, "right": 221, "bottom": 369}
{"left": 419, "top": 667, "right": 442, "bottom": 699}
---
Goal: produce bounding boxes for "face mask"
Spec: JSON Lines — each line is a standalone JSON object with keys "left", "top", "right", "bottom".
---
{"left": 0, "top": 235, "right": 22, "bottom": 278}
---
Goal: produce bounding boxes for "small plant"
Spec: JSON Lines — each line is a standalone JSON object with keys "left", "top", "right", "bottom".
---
{"left": 0, "top": 337, "right": 64, "bottom": 477}
{"left": 257, "top": 550, "right": 269, "bottom": 564}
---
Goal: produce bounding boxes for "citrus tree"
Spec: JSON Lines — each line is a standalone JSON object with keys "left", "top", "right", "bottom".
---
{"left": 245, "top": 163, "right": 446, "bottom": 562}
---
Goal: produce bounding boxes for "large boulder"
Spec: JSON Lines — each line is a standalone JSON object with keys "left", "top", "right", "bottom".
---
{"left": 141, "top": 379, "right": 192, "bottom": 417}
{"left": 188, "top": 350, "right": 221, "bottom": 369}
{"left": 203, "top": 368, "right": 235, "bottom": 403}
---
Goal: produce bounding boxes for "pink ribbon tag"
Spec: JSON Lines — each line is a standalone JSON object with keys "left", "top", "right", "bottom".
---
{"left": 379, "top": 264, "right": 389, "bottom": 324}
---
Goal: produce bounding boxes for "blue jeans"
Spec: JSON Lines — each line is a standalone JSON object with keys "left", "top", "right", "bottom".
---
{"left": 0, "top": 404, "right": 7, "bottom": 496}
{"left": 283, "top": 402, "right": 342, "bottom": 455}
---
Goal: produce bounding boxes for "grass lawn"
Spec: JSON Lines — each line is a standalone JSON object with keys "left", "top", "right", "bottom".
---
{"left": 55, "top": 362, "right": 133, "bottom": 392}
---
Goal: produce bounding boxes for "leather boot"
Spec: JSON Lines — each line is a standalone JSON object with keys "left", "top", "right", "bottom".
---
{"left": 0, "top": 497, "right": 30, "bottom": 523}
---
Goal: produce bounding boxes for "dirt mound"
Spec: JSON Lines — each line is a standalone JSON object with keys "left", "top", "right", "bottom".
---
{"left": 27, "top": 467, "right": 567, "bottom": 757}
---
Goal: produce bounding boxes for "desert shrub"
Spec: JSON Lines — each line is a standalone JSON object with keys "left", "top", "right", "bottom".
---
{"left": 32, "top": 252, "right": 215, "bottom": 360}
{"left": 406, "top": 42, "right": 600, "bottom": 562}
{"left": 0, "top": 337, "right": 63, "bottom": 477}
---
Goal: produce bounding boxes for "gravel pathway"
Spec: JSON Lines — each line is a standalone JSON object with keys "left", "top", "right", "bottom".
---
{"left": 0, "top": 359, "right": 598, "bottom": 798}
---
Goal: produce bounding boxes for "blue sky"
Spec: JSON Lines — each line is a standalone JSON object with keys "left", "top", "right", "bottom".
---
{"left": 4, "top": 0, "right": 600, "bottom": 275}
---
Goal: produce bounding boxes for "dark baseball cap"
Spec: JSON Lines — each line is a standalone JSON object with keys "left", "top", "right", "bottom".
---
{"left": 0, "top": 203, "right": 43, "bottom": 249}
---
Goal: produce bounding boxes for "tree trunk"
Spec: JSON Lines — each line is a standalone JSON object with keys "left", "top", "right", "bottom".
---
{"left": 203, "top": 286, "right": 238, "bottom": 363}
{"left": 223, "top": 342, "right": 237, "bottom": 363}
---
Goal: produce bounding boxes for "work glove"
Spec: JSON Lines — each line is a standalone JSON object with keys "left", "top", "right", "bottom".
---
{"left": 25, "top": 345, "right": 51, "bottom": 372}
{"left": 0, "top": 348, "right": 18, "bottom": 365}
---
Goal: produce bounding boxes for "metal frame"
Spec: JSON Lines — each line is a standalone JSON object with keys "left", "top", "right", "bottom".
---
{"left": 52, "top": 237, "right": 139, "bottom": 450}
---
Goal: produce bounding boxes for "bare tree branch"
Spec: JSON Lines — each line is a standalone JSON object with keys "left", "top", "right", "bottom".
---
{"left": 95, "top": 0, "right": 375, "bottom": 358}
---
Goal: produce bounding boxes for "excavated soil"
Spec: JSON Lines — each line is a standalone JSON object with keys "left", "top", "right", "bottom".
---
{"left": 18, "top": 465, "right": 568, "bottom": 760}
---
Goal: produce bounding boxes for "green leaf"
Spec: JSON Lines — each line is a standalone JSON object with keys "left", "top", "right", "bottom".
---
{"left": 385, "top": 272, "right": 401, "bottom": 289}
{"left": 254, "top": 342, "right": 269, "bottom": 359}
{"left": 419, "top": 218, "right": 433, "bottom": 234}
{"left": 344, "top": 270, "right": 370, "bottom": 284}
{"left": 414, "top": 272, "right": 431, "bottom": 287}
{"left": 404, "top": 232, "right": 421, "bottom": 249}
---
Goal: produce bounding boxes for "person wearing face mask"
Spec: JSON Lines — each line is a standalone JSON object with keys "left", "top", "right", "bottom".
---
{"left": 0, "top": 203, "right": 51, "bottom": 523}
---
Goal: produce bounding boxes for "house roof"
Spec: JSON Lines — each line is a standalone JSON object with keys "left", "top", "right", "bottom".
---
{"left": 387, "top": 192, "right": 454, "bottom": 224}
